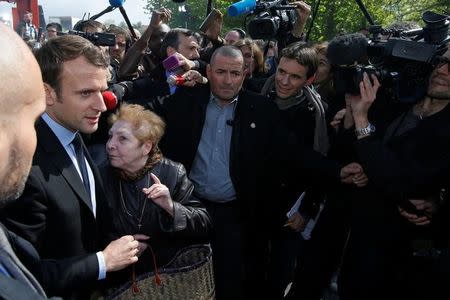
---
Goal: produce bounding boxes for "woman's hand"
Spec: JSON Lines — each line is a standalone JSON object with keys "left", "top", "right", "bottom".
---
{"left": 143, "top": 173, "right": 174, "bottom": 216}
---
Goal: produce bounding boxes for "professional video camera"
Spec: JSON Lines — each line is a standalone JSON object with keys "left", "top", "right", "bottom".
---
{"left": 227, "top": 0, "right": 298, "bottom": 40}
{"left": 328, "top": 10, "right": 449, "bottom": 103}
{"left": 70, "top": 30, "right": 116, "bottom": 47}
{"left": 57, "top": 30, "right": 116, "bottom": 47}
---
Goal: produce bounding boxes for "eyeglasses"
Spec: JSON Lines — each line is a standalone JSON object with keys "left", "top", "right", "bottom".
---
{"left": 436, "top": 56, "right": 450, "bottom": 72}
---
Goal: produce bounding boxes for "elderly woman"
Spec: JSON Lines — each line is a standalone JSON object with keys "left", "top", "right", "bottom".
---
{"left": 99, "top": 103, "right": 211, "bottom": 289}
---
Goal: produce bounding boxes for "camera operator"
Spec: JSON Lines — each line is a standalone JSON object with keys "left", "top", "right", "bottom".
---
{"left": 262, "top": 1, "right": 311, "bottom": 53}
{"left": 338, "top": 43, "right": 450, "bottom": 299}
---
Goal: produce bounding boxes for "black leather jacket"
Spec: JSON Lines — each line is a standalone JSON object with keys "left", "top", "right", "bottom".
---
{"left": 99, "top": 157, "right": 211, "bottom": 287}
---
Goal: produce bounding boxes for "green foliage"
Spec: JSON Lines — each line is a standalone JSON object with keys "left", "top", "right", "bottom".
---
{"left": 143, "top": 0, "right": 245, "bottom": 33}
{"left": 144, "top": 0, "right": 449, "bottom": 41}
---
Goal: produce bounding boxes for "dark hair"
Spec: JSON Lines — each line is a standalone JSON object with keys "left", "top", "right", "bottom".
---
{"left": 231, "top": 28, "right": 246, "bottom": 39}
{"left": 107, "top": 24, "right": 131, "bottom": 48}
{"left": 35, "top": 35, "right": 109, "bottom": 95}
{"left": 160, "top": 28, "right": 195, "bottom": 59}
{"left": 73, "top": 19, "right": 106, "bottom": 32}
{"left": 46, "top": 22, "right": 62, "bottom": 32}
{"left": 280, "top": 42, "right": 319, "bottom": 78}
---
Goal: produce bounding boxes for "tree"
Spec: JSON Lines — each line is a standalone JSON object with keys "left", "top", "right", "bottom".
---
{"left": 144, "top": 0, "right": 449, "bottom": 41}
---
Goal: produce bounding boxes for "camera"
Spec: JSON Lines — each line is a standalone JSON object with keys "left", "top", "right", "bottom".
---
{"left": 227, "top": 0, "right": 298, "bottom": 40}
{"left": 329, "top": 11, "right": 449, "bottom": 103}
{"left": 57, "top": 30, "right": 116, "bottom": 47}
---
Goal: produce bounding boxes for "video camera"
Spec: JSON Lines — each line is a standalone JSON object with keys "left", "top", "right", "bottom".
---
{"left": 56, "top": 30, "right": 116, "bottom": 47}
{"left": 328, "top": 11, "right": 449, "bottom": 103}
{"left": 227, "top": 0, "right": 298, "bottom": 40}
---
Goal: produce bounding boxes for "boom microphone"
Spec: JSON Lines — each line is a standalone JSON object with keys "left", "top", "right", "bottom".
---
{"left": 326, "top": 33, "right": 368, "bottom": 66}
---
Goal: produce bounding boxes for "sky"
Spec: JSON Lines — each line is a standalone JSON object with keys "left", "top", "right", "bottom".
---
{"left": 0, "top": 0, "right": 151, "bottom": 26}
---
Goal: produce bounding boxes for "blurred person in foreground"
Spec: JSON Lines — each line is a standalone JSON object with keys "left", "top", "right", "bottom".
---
{"left": 0, "top": 21, "right": 48, "bottom": 300}
{"left": 1, "top": 35, "right": 139, "bottom": 299}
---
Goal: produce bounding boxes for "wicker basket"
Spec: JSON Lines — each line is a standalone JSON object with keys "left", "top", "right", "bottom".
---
{"left": 107, "top": 244, "right": 215, "bottom": 300}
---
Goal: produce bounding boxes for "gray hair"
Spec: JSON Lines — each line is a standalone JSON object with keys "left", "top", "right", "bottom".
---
{"left": 210, "top": 45, "right": 243, "bottom": 66}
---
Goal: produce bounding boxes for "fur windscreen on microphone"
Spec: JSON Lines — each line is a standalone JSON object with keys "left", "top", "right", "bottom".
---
{"left": 327, "top": 33, "right": 369, "bottom": 66}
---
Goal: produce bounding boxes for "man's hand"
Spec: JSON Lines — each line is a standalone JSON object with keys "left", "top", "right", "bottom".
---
{"left": 347, "top": 73, "right": 381, "bottom": 127}
{"left": 143, "top": 173, "right": 174, "bottom": 216}
{"left": 183, "top": 70, "right": 208, "bottom": 86}
{"left": 284, "top": 212, "right": 307, "bottom": 232}
{"left": 398, "top": 199, "right": 436, "bottom": 226}
{"left": 330, "top": 108, "right": 346, "bottom": 131}
{"left": 204, "top": 14, "right": 223, "bottom": 42}
{"left": 150, "top": 8, "right": 171, "bottom": 29}
{"left": 352, "top": 170, "right": 368, "bottom": 187}
{"left": 340, "top": 162, "right": 361, "bottom": 184}
{"left": 172, "top": 52, "right": 196, "bottom": 71}
{"left": 102, "top": 235, "right": 139, "bottom": 272}
{"left": 291, "top": 1, "right": 311, "bottom": 37}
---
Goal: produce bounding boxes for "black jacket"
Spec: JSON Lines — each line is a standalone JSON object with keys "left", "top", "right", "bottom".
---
{"left": 1, "top": 119, "right": 111, "bottom": 298}
{"left": 99, "top": 158, "right": 211, "bottom": 288}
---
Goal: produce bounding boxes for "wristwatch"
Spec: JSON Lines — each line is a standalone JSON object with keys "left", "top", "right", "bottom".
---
{"left": 355, "top": 122, "right": 376, "bottom": 138}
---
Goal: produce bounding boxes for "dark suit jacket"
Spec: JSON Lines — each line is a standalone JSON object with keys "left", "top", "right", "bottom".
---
{"left": 0, "top": 224, "right": 100, "bottom": 299}
{"left": 156, "top": 85, "right": 289, "bottom": 225}
{"left": 1, "top": 118, "right": 111, "bottom": 298}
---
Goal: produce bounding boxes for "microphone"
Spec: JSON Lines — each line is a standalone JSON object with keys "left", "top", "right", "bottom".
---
{"left": 102, "top": 91, "right": 118, "bottom": 110}
{"left": 109, "top": 0, "right": 125, "bottom": 7}
{"left": 167, "top": 75, "right": 186, "bottom": 86}
{"left": 162, "top": 54, "right": 183, "bottom": 72}
{"left": 227, "top": 0, "right": 257, "bottom": 17}
{"left": 326, "top": 33, "right": 368, "bottom": 66}
{"left": 167, "top": 74, "right": 208, "bottom": 86}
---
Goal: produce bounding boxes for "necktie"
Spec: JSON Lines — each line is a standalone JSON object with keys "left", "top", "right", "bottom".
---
{"left": 72, "top": 133, "right": 92, "bottom": 203}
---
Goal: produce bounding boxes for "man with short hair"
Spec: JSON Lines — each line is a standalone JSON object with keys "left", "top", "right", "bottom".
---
{"left": 161, "top": 28, "right": 200, "bottom": 61}
{"left": 16, "top": 11, "right": 37, "bottom": 41}
{"left": 2, "top": 35, "right": 139, "bottom": 299}
{"left": 224, "top": 29, "right": 245, "bottom": 45}
{"left": 261, "top": 42, "right": 353, "bottom": 298}
{"left": 45, "top": 22, "right": 61, "bottom": 40}
{"left": 159, "top": 45, "right": 280, "bottom": 299}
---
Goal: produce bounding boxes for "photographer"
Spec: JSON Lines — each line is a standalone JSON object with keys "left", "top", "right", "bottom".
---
{"left": 338, "top": 44, "right": 450, "bottom": 299}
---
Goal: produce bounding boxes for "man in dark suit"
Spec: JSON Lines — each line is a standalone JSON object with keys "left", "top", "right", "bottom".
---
{"left": 2, "top": 35, "right": 140, "bottom": 299}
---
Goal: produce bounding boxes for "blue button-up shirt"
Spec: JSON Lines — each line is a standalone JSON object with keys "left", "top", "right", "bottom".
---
{"left": 189, "top": 95, "right": 237, "bottom": 202}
